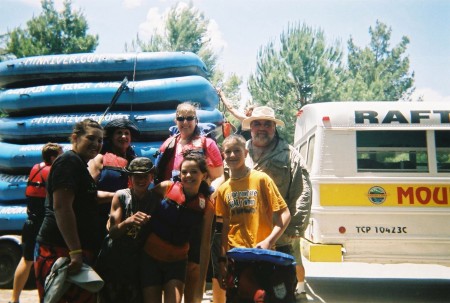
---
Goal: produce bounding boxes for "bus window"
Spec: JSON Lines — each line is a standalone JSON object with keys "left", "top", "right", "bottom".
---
{"left": 356, "top": 130, "right": 428, "bottom": 172}
{"left": 307, "top": 135, "right": 315, "bottom": 172}
{"left": 299, "top": 141, "right": 308, "bottom": 162}
{"left": 436, "top": 130, "right": 450, "bottom": 173}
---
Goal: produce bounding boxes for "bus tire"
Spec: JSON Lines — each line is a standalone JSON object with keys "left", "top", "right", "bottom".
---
{"left": 0, "top": 241, "right": 21, "bottom": 288}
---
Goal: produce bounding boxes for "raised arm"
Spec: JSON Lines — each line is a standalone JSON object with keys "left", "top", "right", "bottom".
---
{"left": 217, "top": 89, "right": 247, "bottom": 121}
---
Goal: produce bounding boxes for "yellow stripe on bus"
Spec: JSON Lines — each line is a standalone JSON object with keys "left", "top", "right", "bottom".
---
{"left": 320, "top": 184, "right": 450, "bottom": 207}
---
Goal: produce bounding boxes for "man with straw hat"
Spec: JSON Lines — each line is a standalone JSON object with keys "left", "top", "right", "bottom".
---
{"left": 242, "top": 106, "right": 312, "bottom": 301}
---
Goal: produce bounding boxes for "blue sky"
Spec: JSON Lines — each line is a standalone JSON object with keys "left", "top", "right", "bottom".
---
{"left": 1, "top": 0, "right": 449, "bottom": 102}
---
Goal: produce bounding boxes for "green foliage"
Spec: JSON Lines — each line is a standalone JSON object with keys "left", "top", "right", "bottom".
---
{"left": 126, "top": 2, "right": 242, "bottom": 116}
{"left": 0, "top": 34, "right": 11, "bottom": 62}
{"left": 248, "top": 21, "right": 415, "bottom": 143}
{"left": 129, "top": 2, "right": 218, "bottom": 77}
{"left": 343, "top": 20, "right": 415, "bottom": 101}
{"left": 5, "top": 0, "right": 98, "bottom": 58}
{"left": 248, "top": 23, "right": 344, "bottom": 142}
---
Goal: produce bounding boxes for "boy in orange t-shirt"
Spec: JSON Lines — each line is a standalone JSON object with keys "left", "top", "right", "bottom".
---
{"left": 215, "top": 134, "right": 291, "bottom": 301}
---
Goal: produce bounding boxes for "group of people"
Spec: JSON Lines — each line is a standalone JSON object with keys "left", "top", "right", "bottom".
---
{"left": 10, "top": 98, "right": 311, "bottom": 303}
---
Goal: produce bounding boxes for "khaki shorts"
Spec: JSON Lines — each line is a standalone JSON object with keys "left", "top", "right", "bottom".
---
{"left": 276, "top": 234, "right": 302, "bottom": 266}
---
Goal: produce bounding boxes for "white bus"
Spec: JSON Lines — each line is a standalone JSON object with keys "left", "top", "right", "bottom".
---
{"left": 294, "top": 101, "right": 450, "bottom": 265}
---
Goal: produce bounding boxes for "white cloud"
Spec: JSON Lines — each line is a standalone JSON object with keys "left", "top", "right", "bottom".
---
{"left": 206, "top": 19, "right": 227, "bottom": 54}
{"left": 122, "top": 0, "right": 143, "bottom": 9}
{"left": 17, "top": 0, "right": 41, "bottom": 7}
{"left": 138, "top": 2, "right": 227, "bottom": 53}
{"left": 137, "top": 3, "right": 227, "bottom": 47}
{"left": 19, "top": 0, "right": 64, "bottom": 9}
{"left": 411, "top": 88, "right": 450, "bottom": 103}
{"left": 138, "top": 7, "right": 166, "bottom": 40}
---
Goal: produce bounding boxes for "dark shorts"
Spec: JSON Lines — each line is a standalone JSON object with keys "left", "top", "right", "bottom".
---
{"left": 141, "top": 252, "right": 188, "bottom": 288}
{"left": 276, "top": 238, "right": 303, "bottom": 266}
{"left": 21, "top": 219, "right": 40, "bottom": 261}
{"left": 188, "top": 224, "right": 202, "bottom": 264}
{"left": 210, "top": 221, "right": 223, "bottom": 279}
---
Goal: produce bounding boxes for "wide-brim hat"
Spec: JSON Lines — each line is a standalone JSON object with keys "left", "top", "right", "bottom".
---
{"left": 125, "top": 157, "right": 154, "bottom": 174}
{"left": 241, "top": 106, "right": 285, "bottom": 130}
{"left": 44, "top": 257, "right": 104, "bottom": 303}
{"left": 104, "top": 118, "right": 140, "bottom": 138}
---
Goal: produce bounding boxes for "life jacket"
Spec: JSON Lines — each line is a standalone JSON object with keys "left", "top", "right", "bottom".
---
{"left": 150, "top": 181, "right": 206, "bottom": 246}
{"left": 154, "top": 135, "right": 207, "bottom": 184}
{"left": 97, "top": 152, "right": 129, "bottom": 192}
{"left": 25, "top": 162, "right": 51, "bottom": 198}
{"left": 222, "top": 121, "right": 232, "bottom": 138}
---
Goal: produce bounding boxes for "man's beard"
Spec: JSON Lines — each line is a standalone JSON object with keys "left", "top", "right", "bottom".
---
{"left": 253, "top": 132, "right": 273, "bottom": 147}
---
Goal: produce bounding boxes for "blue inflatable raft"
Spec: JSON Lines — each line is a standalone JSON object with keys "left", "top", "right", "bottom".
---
{"left": 0, "top": 141, "right": 167, "bottom": 174}
{"left": 0, "top": 109, "right": 223, "bottom": 143}
{"left": 0, "top": 52, "right": 208, "bottom": 88}
{"left": 0, "top": 51, "right": 220, "bottom": 234}
{"left": 0, "top": 204, "right": 27, "bottom": 231}
{"left": 0, "top": 75, "right": 218, "bottom": 116}
{"left": 0, "top": 174, "right": 28, "bottom": 202}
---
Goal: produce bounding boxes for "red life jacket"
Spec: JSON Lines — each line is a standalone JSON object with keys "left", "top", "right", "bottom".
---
{"left": 97, "top": 152, "right": 129, "bottom": 192}
{"left": 25, "top": 162, "right": 51, "bottom": 198}
{"left": 222, "top": 121, "right": 232, "bottom": 138}
{"left": 102, "top": 152, "right": 128, "bottom": 168}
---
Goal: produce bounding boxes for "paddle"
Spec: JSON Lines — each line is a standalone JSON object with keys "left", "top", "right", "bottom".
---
{"left": 98, "top": 77, "right": 129, "bottom": 124}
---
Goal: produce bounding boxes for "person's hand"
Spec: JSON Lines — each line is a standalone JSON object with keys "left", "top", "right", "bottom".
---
{"left": 67, "top": 253, "right": 83, "bottom": 275}
{"left": 255, "top": 239, "right": 271, "bottom": 250}
{"left": 126, "top": 211, "right": 150, "bottom": 227}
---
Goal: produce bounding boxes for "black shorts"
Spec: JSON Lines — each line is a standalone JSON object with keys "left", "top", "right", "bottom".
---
{"left": 275, "top": 244, "right": 294, "bottom": 255}
{"left": 21, "top": 219, "right": 40, "bottom": 261}
{"left": 210, "top": 222, "right": 223, "bottom": 279}
{"left": 141, "top": 252, "right": 187, "bottom": 288}
{"left": 188, "top": 224, "right": 202, "bottom": 264}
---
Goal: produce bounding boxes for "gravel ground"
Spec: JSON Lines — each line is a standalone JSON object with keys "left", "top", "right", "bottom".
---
{"left": 0, "top": 285, "right": 213, "bottom": 303}
{"left": 0, "top": 288, "right": 38, "bottom": 303}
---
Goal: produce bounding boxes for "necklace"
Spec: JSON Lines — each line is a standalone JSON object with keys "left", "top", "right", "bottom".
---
{"left": 231, "top": 167, "right": 251, "bottom": 180}
{"left": 130, "top": 189, "right": 148, "bottom": 214}
{"left": 128, "top": 189, "right": 145, "bottom": 239}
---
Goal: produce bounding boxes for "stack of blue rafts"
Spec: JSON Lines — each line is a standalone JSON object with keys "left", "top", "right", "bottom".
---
{"left": 0, "top": 51, "right": 222, "bottom": 231}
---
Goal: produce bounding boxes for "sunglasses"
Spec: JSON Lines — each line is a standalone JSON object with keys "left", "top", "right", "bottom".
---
{"left": 176, "top": 116, "right": 196, "bottom": 122}
{"left": 251, "top": 121, "right": 274, "bottom": 128}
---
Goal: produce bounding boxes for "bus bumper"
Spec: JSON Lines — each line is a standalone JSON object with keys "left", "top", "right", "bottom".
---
{"left": 301, "top": 238, "right": 343, "bottom": 262}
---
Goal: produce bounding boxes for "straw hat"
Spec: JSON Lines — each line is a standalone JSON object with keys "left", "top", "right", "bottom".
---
{"left": 241, "top": 106, "right": 285, "bottom": 130}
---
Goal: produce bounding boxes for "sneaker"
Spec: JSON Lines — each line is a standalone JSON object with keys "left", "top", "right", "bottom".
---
{"left": 203, "top": 289, "right": 213, "bottom": 300}
{"left": 295, "top": 289, "right": 307, "bottom": 301}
